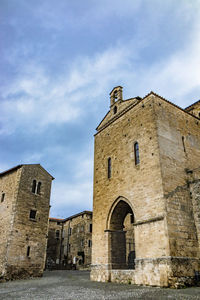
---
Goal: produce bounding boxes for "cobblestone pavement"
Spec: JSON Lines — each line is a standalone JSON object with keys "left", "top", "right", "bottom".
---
{"left": 0, "top": 270, "right": 200, "bottom": 300}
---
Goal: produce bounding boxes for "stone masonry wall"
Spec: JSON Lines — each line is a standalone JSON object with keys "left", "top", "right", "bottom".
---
{"left": 189, "top": 168, "right": 200, "bottom": 257}
{"left": 154, "top": 95, "right": 200, "bottom": 283}
{"left": 0, "top": 168, "right": 22, "bottom": 281}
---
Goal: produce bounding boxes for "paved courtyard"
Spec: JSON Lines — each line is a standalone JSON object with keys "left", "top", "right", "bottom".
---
{"left": 0, "top": 270, "right": 200, "bottom": 300}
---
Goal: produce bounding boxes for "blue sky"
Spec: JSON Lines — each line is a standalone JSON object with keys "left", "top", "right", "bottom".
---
{"left": 1, "top": 0, "right": 200, "bottom": 218}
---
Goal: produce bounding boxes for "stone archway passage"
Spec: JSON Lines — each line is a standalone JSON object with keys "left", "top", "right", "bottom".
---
{"left": 108, "top": 200, "right": 135, "bottom": 270}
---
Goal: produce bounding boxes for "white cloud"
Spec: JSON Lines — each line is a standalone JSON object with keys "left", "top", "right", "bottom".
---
{"left": 0, "top": 44, "right": 132, "bottom": 133}
{"left": 50, "top": 180, "right": 93, "bottom": 218}
{"left": 49, "top": 153, "right": 93, "bottom": 217}
{"left": 133, "top": 17, "right": 200, "bottom": 106}
{"left": 2, "top": 21, "right": 200, "bottom": 135}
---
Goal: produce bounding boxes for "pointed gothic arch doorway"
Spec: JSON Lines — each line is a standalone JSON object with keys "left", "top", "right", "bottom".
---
{"left": 107, "top": 199, "right": 135, "bottom": 270}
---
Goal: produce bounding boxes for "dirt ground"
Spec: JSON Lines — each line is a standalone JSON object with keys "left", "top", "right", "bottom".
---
{"left": 0, "top": 270, "right": 200, "bottom": 300}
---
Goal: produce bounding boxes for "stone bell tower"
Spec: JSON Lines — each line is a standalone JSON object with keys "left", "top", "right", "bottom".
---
{"left": 110, "top": 86, "right": 123, "bottom": 107}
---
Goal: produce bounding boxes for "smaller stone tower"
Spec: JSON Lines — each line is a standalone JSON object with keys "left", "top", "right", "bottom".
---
{"left": 0, "top": 164, "right": 54, "bottom": 281}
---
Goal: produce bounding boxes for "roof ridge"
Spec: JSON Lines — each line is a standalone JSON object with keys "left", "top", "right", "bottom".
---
{"left": 0, "top": 164, "right": 54, "bottom": 179}
{"left": 49, "top": 210, "right": 93, "bottom": 223}
{"left": 143, "top": 91, "right": 200, "bottom": 120}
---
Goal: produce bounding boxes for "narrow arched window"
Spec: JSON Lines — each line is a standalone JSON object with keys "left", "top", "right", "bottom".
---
{"left": 108, "top": 157, "right": 111, "bottom": 179}
{"left": 1, "top": 193, "right": 5, "bottom": 202}
{"left": 113, "top": 106, "right": 117, "bottom": 114}
{"left": 134, "top": 142, "right": 140, "bottom": 165}
{"left": 32, "top": 180, "right": 37, "bottom": 193}
{"left": 37, "top": 182, "right": 41, "bottom": 195}
{"left": 27, "top": 246, "right": 30, "bottom": 257}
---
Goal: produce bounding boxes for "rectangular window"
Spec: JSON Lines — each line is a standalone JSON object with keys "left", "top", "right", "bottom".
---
{"left": 88, "top": 240, "right": 92, "bottom": 247}
{"left": 1, "top": 193, "right": 5, "bottom": 202}
{"left": 29, "top": 210, "right": 37, "bottom": 220}
{"left": 68, "top": 227, "right": 72, "bottom": 235}
{"left": 81, "top": 239, "right": 84, "bottom": 247}
{"left": 89, "top": 224, "right": 92, "bottom": 233}
{"left": 108, "top": 157, "right": 111, "bottom": 178}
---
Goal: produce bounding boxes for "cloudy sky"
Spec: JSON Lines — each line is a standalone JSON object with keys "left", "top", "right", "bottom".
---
{"left": 1, "top": 0, "right": 200, "bottom": 218}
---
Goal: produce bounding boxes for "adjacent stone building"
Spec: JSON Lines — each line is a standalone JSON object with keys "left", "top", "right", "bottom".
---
{"left": 91, "top": 87, "right": 200, "bottom": 287}
{"left": 0, "top": 164, "right": 54, "bottom": 281}
{"left": 46, "top": 211, "right": 92, "bottom": 269}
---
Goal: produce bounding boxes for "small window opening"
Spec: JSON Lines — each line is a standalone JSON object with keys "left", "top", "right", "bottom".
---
{"left": 56, "top": 230, "right": 60, "bottom": 239}
{"left": 198, "top": 112, "right": 200, "bottom": 118}
{"left": 81, "top": 226, "right": 84, "bottom": 232}
{"left": 69, "top": 227, "right": 72, "bottom": 236}
{"left": 29, "top": 210, "right": 37, "bottom": 220}
{"left": 108, "top": 157, "right": 111, "bottom": 179}
{"left": 88, "top": 240, "right": 92, "bottom": 247}
{"left": 134, "top": 142, "right": 140, "bottom": 165}
{"left": 36, "top": 182, "right": 41, "bottom": 195}
{"left": 113, "top": 106, "right": 117, "bottom": 114}
{"left": 81, "top": 239, "right": 84, "bottom": 247}
{"left": 89, "top": 224, "right": 92, "bottom": 233}
{"left": 27, "top": 246, "right": 30, "bottom": 257}
{"left": 32, "top": 180, "right": 37, "bottom": 193}
{"left": 1, "top": 193, "right": 5, "bottom": 202}
{"left": 182, "top": 136, "right": 186, "bottom": 153}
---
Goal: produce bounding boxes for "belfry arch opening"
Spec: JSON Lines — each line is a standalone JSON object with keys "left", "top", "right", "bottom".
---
{"left": 108, "top": 199, "right": 135, "bottom": 270}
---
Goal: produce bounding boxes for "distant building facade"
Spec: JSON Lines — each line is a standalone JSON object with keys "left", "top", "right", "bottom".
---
{"left": 46, "top": 211, "right": 92, "bottom": 270}
{"left": 91, "top": 87, "right": 200, "bottom": 288}
{"left": 0, "top": 164, "right": 53, "bottom": 281}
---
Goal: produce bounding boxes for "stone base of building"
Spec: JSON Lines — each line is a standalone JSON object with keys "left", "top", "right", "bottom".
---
{"left": 91, "top": 257, "right": 200, "bottom": 288}
{"left": 0, "top": 265, "right": 44, "bottom": 282}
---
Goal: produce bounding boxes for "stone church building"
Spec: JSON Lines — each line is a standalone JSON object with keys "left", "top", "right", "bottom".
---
{"left": 91, "top": 87, "right": 200, "bottom": 287}
{"left": 0, "top": 164, "right": 53, "bottom": 281}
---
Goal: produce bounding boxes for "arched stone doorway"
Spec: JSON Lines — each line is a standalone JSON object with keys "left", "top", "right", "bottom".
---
{"left": 107, "top": 199, "right": 135, "bottom": 270}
